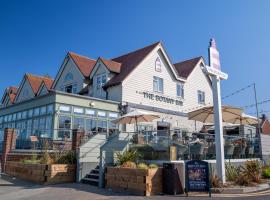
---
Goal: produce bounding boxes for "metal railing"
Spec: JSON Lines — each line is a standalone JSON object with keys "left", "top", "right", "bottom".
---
{"left": 129, "top": 130, "right": 260, "bottom": 161}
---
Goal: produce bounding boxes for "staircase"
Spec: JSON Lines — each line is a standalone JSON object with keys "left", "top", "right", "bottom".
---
{"left": 81, "top": 165, "right": 100, "bottom": 186}
{"left": 78, "top": 132, "right": 133, "bottom": 187}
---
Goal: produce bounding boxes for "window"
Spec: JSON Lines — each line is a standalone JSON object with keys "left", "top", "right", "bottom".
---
{"left": 34, "top": 108, "right": 40, "bottom": 116}
{"left": 97, "top": 111, "right": 106, "bottom": 118}
{"left": 177, "top": 83, "right": 184, "bottom": 98}
{"left": 109, "top": 112, "right": 118, "bottom": 119}
{"left": 74, "top": 107, "right": 84, "bottom": 115}
{"left": 155, "top": 57, "right": 162, "bottom": 72}
{"left": 65, "top": 84, "right": 77, "bottom": 94}
{"left": 17, "top": 112, "right": 22, "bottom": 120}
{"left": 58, "top": 116, "right": 71, "bottom": 139}
{"left": 40, "top": 106, "right": 46, "bottom": 115}
{"left": 73, "top": 117, "right": 84, "bottom": 129}
{"left": 22, "top": 111, "right": 27, "bottom": 119}
{"left": 32, "top": 119, "right": 39, "bottom": 137}
{"left": 39, "top": 117, "right": 46, "bottom": 137}
{"left": 47, "top": 105, "right": 54, "bottom": 114}
{"left": 198, "top": 90, "right": 205, "bottom": 104}
{"left": 96, "top": 74, "right": 107, "bottom": 91}
{"left": 86, "top": 109, "right": 95, "bottom": 116}
{"left": 28, "top": 109, "right": 33, "bottom": 118}
{"left": 97, "top": 120, "right": 107, "bottom": 133}
{"left": 59, "top": 105, "right": 71, "bottom": 113}
{"left": 86, "top": 119, "right": 97, "bottom": 132}
{"left": 153, "top": 76, "right": 163, "bottom": 93}
{"left": 45, "top": 116, "right": 53, "bottom": 138}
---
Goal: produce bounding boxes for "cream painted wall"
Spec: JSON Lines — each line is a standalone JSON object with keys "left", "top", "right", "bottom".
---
{"left": 16, "top": 79, "right": 35, "bottom": 103}
{"left": 54, "top": 57, "right": 85, "bottom": 93}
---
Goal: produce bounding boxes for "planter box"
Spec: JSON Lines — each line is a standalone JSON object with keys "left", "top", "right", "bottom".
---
{"left": 105, "top": 167, "right": 162, "bottom": 196}
{"left": 5, "top": 161, "right": 75, "bottom": 184}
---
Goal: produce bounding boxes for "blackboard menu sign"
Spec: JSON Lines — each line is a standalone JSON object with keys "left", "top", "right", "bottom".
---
{"left": 185, "top": 160, "right": 211, "bottom": 197}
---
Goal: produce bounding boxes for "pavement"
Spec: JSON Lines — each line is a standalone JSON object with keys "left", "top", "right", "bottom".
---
{"left": 1, "top": 174, "right": 270, "bottom": 200}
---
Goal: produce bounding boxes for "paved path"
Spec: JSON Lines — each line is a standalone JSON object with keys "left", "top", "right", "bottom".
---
{"left": 1, "top": 174, "right": 270, "bottom": 200}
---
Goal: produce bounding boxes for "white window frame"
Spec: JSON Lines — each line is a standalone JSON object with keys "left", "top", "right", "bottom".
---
{"left": 198, "top": 90, "right": 205, "bottom": 104}
{"left": 177, "top": 83, "right": 184, "bottom": 98}
{"left": 153, "top": 76, "right": 163, "bottom": 93}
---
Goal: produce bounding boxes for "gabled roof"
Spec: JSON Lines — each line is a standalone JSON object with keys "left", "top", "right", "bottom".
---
{"left": 42, "top": 77, "right": 54, "bottom": 89}
{"left": 99, "top": 57, "right": 122, "bottom": 73}
{"left": 104, "top": 42, "right": 160, "bottom": 88}
{"left": 68, "top": 52, "right": 96, "bottom": 77}
{"left": 1, "top": 86, "right": 18, "bottom": 105}
{"left": 15, "top": 74, "right": 54, "bottom": 102}
{"left": 173, "top": 57, "right": 202, "bottom": 79}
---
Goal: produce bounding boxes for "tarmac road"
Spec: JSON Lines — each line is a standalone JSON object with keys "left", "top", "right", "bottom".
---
{"left": 1, "top": 174, "right": 270, "bottom": 200}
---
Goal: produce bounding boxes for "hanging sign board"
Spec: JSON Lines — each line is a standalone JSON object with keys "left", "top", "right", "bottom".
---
{"left": 185, "top": 160, "right": 211, "bottom": 197}
{"left": 206, "top": 38, "right": 228, "bottom": 80}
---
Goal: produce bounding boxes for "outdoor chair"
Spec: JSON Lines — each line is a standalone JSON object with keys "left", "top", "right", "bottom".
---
{"left": 177, "top": 144, "right": 188, "bottom": 160}
{"left": 189, "top": 142, "right": 205, "bottom": 160}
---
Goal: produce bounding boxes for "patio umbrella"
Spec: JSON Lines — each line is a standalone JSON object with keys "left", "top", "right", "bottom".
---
{"left": 226, "top": 113, "right": 258, "bottom": 125}
{"left": 112, "top": 110, "right": 160, "bottom": 132}
{"left": 188, "top": 105, "right": 243, "bottom": 123}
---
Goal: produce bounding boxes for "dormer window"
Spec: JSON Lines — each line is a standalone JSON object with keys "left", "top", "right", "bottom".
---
{"left": 155, "top": 57, "right": 162, "bottom": 72}
{"left": 96, "top": 74, "right": 107, "bottom": 91}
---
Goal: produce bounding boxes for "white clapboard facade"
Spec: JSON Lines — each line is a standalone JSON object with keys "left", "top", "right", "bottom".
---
{"left": 89, "top": 42, "right": 213, "bottom": 132}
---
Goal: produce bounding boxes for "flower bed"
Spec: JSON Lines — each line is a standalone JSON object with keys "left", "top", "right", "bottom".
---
{"left": 5, "top": 161, "right": 76, "bottom": 184}
{"left": 105, "top": 167, "right": 162, "bottom": 196}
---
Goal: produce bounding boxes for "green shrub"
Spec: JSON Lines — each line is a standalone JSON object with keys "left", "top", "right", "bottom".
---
{"left": 121, "top": 161, "right": 137, "bottom": 168}
{"left": 262, "top": 167, "right": 270, "bottom": 178}
{"left": 149, "top": 163, "right": 158, "bottom": 169}
{"left": 115, "top": 150, "right": 139, "bottom": 166}
{"left": 55, "top": 151, "right": 76, "bottom": 164}
{"left": 137, "top": 163, "right": 149, "bottom": 169}
{"left": 225, "top": 162, "right": 239, "bottom": 181}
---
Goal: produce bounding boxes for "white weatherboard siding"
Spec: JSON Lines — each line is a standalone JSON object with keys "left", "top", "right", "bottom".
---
{"left": 16, "top": 80, "right": 35, "bottom": 103}
{"left": 122, "top": 49, "right": 181, "bottom": 112}
{"left": 261, "top": 134, "right": 270, "bottom": 156}
{"left": 54, "top": 58, "right": 85, "bottom": 93}
{"left": 122, "top": 48, "right": 213, "bottom": 113}
{"left": 121, "top": 47, "right": 212, "bottom": 131}
{"left": 183, "top": 63, "right": 213, "bottom": 111}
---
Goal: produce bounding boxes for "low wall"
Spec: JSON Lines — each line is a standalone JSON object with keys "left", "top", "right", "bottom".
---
{"left": 5, "top": 161, "right": 76, "bottom": 184}
{"left": 105, "top": 167, "right": 162, "bottom": 196}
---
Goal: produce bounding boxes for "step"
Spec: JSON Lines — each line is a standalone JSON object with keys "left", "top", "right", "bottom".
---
{"left": 81, "top": 177, "right": 99, "bottom": 186}
{"left": 91, "top": 169, "right": 99, "bottom": 174}
{"left": 86, "top": 173, "right": 99, "bottom": 179}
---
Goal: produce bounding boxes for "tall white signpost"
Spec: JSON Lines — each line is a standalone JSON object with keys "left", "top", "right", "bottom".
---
{"left": 206, "top": 39, "right": 228, "bottom": 183}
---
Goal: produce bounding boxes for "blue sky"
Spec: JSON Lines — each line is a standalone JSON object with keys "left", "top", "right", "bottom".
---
{"left": 0, "top": 0, "right": 269, "bottom": 116}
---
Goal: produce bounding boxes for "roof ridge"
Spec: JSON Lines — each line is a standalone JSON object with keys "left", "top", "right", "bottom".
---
{"left": 174, "top": 56, "right": 202, "bottom": 65}
{"left": 112, "top": 41, "right": 160, "bottom": 61}
{"left": 68, "top": 51, "right": 96, "bottom": 61}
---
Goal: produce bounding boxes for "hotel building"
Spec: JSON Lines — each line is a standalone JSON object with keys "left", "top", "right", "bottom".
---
{"left": 0, "top": 42, "right": 213, "bottom": 140}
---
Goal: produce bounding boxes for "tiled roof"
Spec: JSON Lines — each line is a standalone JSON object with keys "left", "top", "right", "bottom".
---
{"left": 99, "top": 57, "right": 121, "bottom": 73}
{"left": 26, "top": 74, "right": 54, "bottom": 95}
{"left": 104, "top": 42, "right": 160, "bottom": 88}
{"left": 42, "top": 77, "right": 54, "bottom": 89}
{"left": 173, "top": 57, "right": 202, "bottom": 79}
{"left": 69, "top": 52, "right": 96, "bottom": 77}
